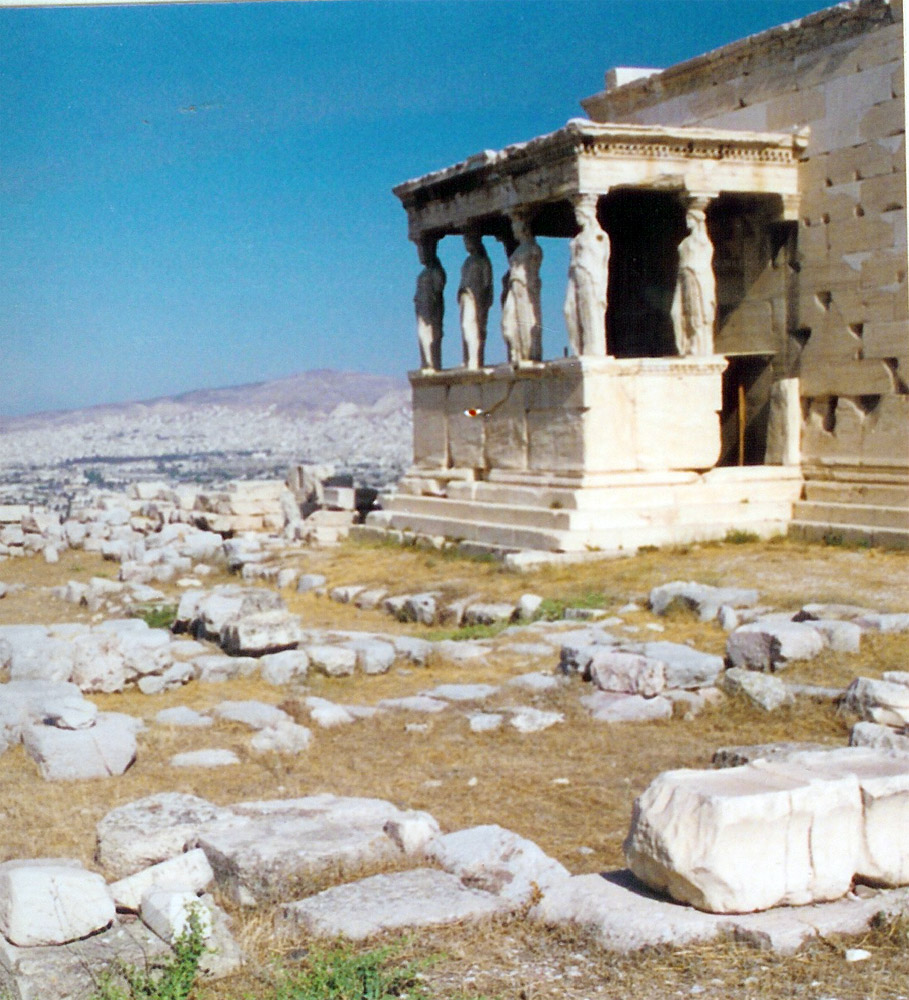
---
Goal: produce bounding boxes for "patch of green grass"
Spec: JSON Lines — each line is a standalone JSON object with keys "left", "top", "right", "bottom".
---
{"left": 133, "top": 604, "right": 178, "bottom": 630}
{"left": 256, "top": 942, "right": 433, "bottom": 1000}
{"left": 724, "top": 529, "right": 760, "bottom": 544}
{"left": 90, "top": 908, "right": 207, "bottom": 1000}
{"left": 423, "top": 620, "right": 511, "bottom": 642}
{"left": 534, "top": 591, "right": 608, "bottom": 621}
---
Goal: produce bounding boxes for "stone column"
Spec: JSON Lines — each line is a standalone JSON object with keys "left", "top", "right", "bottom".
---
{"left": 671, "top": 196, "right": 717, "bottom": 356}
{"left": 414, "top": 236, "right": 446, "bottom": 371}
{"left": 564, "top": 193, "right": 609, "bottom": 357}
{"left": 501, "top": 212, "right": 543, "bottom": 363}
{"left": 458, "top": 232, "right": 494, "bottom": 369}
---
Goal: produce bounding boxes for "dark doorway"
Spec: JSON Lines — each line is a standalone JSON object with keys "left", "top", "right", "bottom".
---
{"left": 718, "top": 355, "right": 774, "bottom": 466}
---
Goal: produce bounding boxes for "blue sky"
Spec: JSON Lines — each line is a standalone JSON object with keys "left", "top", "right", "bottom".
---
{"left": 1, "top": 0, "right": 832, "bottom": 416}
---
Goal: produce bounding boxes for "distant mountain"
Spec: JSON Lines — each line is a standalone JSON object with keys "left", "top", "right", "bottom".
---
{"left": 0, "top": 370, "right": 410, "bottom": 430}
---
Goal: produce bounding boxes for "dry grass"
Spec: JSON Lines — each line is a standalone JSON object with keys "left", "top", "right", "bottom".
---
{"left": 1, "top": 536, "right": 908, "bottom": 998}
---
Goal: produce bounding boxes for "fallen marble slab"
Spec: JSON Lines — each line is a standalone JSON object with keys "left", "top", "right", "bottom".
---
{"left": 109, "top": 848, "right": 214, "bottom": 912}
{"left": 170, "top": 749, "right": 240, "bottom": 769}
{"left": 726, "top": 621, "right": 826, "bottom": 671}
{"left": 843, "top": 676, "right": 909, "bottom": 728}
{"left": 649, "top": 582, "right": 758, "bottom": 621}
{"left": 275, "top": 868, "right": 505, "bottom": 940}
{"left": 426, "top": 825, "right": 569, "bottom": 904}
{"left": 97, "top": 793, "right": 236, "bottom": 880}
{"left": 0, "top": 916, "right": 169, "bottom": 1000}
{"left": 851, "top": 721, "right": 909, "bottom": 753}
{"left": 195, "top": 795, "right": 440, "bottom": 905}
{"left": 580, "top": 691, "right": 673, "bottom": 723}
{"left": 712, "top": 742, "right": 831, "bottom": 768}
{"left": 532, "top": 869, "right": 909, "bottom": 955}
{"left": 721, "top": 667, "right": 792, "bottom": 712}
{"left": 624, "top": 747, "right": 909, "bottom": 914}
{"left": 22, "top": 712, "right": 138, "bottom": 781}
{"left": 0, "top": 859, "right": 115, "bottom": 947}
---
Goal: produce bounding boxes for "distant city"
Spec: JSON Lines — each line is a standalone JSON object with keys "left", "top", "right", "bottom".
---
{"left": 0, "top": 370, "right": 412, "bottom": 510}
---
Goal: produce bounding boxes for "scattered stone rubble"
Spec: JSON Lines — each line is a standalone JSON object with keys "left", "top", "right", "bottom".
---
{"left": 2, "top": 542, "right": 909, "bottom": 996}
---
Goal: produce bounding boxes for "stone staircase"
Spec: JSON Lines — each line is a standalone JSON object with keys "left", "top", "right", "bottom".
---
{"left": 790, "top": 478, "right": 909, "bottom": 549}
{"left": 359, "top": 467, "right": 803, "bottom": 555}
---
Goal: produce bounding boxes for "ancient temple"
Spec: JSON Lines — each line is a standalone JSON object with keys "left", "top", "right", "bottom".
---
{"left": 363, "top": 0, "right": 907, "bottom": 557}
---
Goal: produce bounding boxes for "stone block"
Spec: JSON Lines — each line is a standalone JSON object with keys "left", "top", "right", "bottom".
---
{"left": 426, "top": 825, "right": 569, "bottom": 903}
{"left": 843, "top": 677, "right": 909, "bottom": 728}
{"left": 580, "top": 691, "right": 673, "bottom": 723}
{"left": 213, "top": 700, "right": 292, "bottom": 730}
{"left": 109, "top": 848, "right": 214, "bottom": 912}
{"left": 343, "top": 638, "right": 397, "bottom": 675}
{"left": 96, "top": 793, "right": 234, "bottom": 880}
{"left": 588, "top": 649, "right": 665, "bottom": 697}
{"left": 275, "top": 868, "right": 505, "bottom": 940}
{"left": 851, "top": 722, "right": 909, "bottom": 753}
{"left": 23, "top": 713, "right": 137, "bottom": 781}
{"left": 140, "top": 888, "right": 212, "bottom": 944}
{"left": 860, "top": 97, "right": 906, "bottom": 142}
{"left": 196, "top": 795, "right": 438, "bottom": 905}
{"left": 259, "top": 649, "right": 310, "bottom": 685}
{"left": 0, "top": 860, "right": 115, "bottom": 946}
{"left": 411, "top": 382, "right": 448, "bottom": 468}
{"left": 250, "top": 721, "right": 313, "bottom": 754}
{"left": 220, "top": 610, "right": 302, "bottom": 657}
{"left": 624, "top": 748, "right": 909, "bottom": 914}
{"left": 641, "top": 641, "right": 724, "bottom": 689}
{"left": 305, "top": 644, "right": 358, "bottom": 677}
{"left": 726, "top": 621, "right": 826, "bottom": 671}
{"left": 722, "top": 667, "right": 793, "bottom": 711}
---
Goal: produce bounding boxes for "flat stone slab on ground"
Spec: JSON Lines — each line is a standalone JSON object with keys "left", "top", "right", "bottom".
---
{"left": 97, "top": 793, "right": 236, "bottom": 880}
{"left": 533, "top": 870, "right": 909, "bottom": 955}
{"left": 22, "top": 713, "right": 137, "bottom": 780}
{"left": 649, "top": 581, "right": 759, "bottom": 620}
{"left": 170, "top": 748, "right": 240, "bottom": 769}
{"left": 581, "top": 691, "right": 673, "bottom": 723}
{"left": 0, "top": 916, "right": 169, "bottom": 1000}
{"left": 726, "top": 621, "right": 826, "bottom": 671}
{"left": 195, "top": 795, "right": 440, "bottom": 905}
{"left": 712, "top": 742, "right": 831, "bottom": 768}
{"left": 276, "top": 868, "right": 505, "bottom": 941}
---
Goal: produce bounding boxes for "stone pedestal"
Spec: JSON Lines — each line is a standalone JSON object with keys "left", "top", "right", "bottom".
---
{"left": 411, "top": 355, "right": 727, "bottom": 478}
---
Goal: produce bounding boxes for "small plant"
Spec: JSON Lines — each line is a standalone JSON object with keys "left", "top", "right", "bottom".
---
{"left": 260, "top": 941, "right": 432, "bottom": 1000}
{"left": 822, "top": 532, "right": 846, "bottom": 547}
{"left": 724, "top": 529, "right": 760, "bottom": 544}
{"left": 90, "top": 907, "right": 207, "bottom": 1000}
{"left": 133, "top": 604, "right": 178, "bottom": 630}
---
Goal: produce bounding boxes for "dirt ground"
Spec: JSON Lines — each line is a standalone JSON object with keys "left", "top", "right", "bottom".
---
{"left": 0, "top": 536, "right": 907, "bottom": 999}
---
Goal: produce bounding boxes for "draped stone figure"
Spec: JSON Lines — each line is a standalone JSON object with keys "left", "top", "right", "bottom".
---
{"left": 563, "top": 194, "right": 609, "bottom": 357}
{"left": 501, "top": 215, "right": 543, "bottom": 363}
{"left": 671, "top": 205, "right": 716, "bottom": 356}
{"left": 414, "top": 237, "right": 446, "bottom": 370}
{"left": 458, "top": 232, "right": 494, "bottom": 369}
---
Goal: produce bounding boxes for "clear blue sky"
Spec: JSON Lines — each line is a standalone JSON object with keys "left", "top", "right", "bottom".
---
{"left": 1, "top": 0, "right": 832, "bottom": 416}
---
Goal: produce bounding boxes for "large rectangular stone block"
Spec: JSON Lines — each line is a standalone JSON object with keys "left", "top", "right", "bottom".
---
{"left": 410, "top": 382, "right": 448, "bottom": 469}
{"left": 800, "top": 358, "right": 897, "bottom": 396}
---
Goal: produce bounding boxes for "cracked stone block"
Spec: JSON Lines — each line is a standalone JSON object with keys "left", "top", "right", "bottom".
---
{"left": 624, "top": 748, "right": 909, "bottom": 914}
{"left": 0, "top": 860, "right": 115, "bottom": 946}
{"left": 22, "top": 713, "right": 137, "bottom": 781}
{"left": 588, "top": 650, "right": 665, "bottom": 697}
{"left": 109, "top": 848, "right": 214, "bottom": 912}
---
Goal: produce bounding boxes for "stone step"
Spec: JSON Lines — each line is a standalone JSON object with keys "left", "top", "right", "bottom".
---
{"left": 802, "top": 480, "right": 909, "bottom": 507}
{"left": 373, "top": 510, "right": 573, "bottom": 552}
{"left": 789, "top": 519, "right": 909, "bottom": 550}
{"left": 382, "top": 493, "right": 796, "bottom": 534}
{"left": 793, "top": 501, "right": 909, "bottom": 531}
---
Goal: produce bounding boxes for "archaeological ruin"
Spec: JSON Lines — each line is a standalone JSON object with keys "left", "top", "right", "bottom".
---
{"left": 365, "top": 0, "right": 907, "bottom": 555}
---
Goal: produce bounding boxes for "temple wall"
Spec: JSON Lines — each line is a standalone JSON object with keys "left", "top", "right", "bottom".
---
{"left": 582, "top": 0, "right": 908, "bottom": 482}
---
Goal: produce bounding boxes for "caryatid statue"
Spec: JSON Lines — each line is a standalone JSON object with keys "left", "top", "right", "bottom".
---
{"left": 671, "top": 203, "right": 716, "bottom": 356}
{"left": 501, "top": 214, "right": 543, "bottom": 363}
{"left": 414, "top": 236, "right": 446, "bottom": 370}
{"left": 458, "top": 232, "right": 493, "bottom": 369}
{"left": 563, "top": 194, "right": 609, "bottom": 357}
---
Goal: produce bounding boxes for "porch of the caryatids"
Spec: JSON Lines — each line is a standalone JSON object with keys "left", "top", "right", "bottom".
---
{"left": 414, "top": 236, "right": 446, "bottom": 370}
{"left": 671, "top": 196, "right": 717, "bottom": 357}
{"left": 501, "top": 212, "right": 543, "bottom": 364}
{"left": 458, "top": 231, "right": 494, "bottom": 370}
{"left": 564, "top": 193, "right": 609, "bottom": 357}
